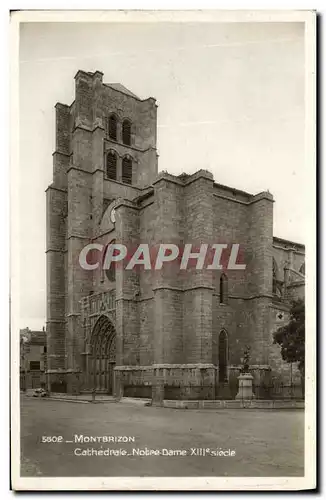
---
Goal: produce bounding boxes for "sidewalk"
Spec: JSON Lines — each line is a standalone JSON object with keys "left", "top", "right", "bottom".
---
{"left": 24, "top": 390, "right": 116, "bottom": 404}
{"left": 49, "top": 393, "right": 117, "bottom": 403}
{"left": 23, "top": 391, "right": 304, "bottom": 409}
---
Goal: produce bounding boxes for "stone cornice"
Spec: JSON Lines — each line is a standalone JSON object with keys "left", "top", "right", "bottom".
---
{"left": 214, "top": 181, "right": 252, "bottom": 199}
{"left": 212, "top": 292, "right": 274, "bottom": 301}
{"left": 153, "top": 169, "right": 213, "bottom": 188}
{"left": 114, "top": 364, "right": 216, "bottom": 371}
{"left": 113, "top": 199, "right": 154, "bottom": 211}
{"left": 251, "top": 191, "right": 274, "bottom": 203}
{"left": 138, "top": 201, "right": 154, "bottom": 211}
{"left": 229, "top": 364, "right": 271, "bottom": 371}
{"left": 103, "top": 177, "right": 141, "bottom": 192}
{"left": 55, "top": 102, "right": 70, "bottom": 110}
{"left": 286, "top": 281, "right": 305, "bottom": 288}
{"left": 92, "top": 227, "right": 115, "bottom": 240}
{"left": 133, "top": 188, "right": 155, "bottom": 205}
{"left": 46, "top": 369, "right": 70, "bottom": 374}
{"left": 270, "top": 301, "right": 291, "bottom": 312}
{"left": 272, "top": 244, "right": 305, "bottom": 255}
{"left": 46, "top": 292, "right": 65, "bottom": 298}
{"left": 115, "top": 295, "right": 154, "bottom": 303}
{"left": 46, "top": 319, "right": 66, "bottom": 324}
{"left": 114, "top": 199, "right": 138, "bottom": 211}
{"left": 67, "top": 165, "right": 104, "bottom": 176}
{"left": 153, "top": 285, "right": 214, "bottom": 292}
{"left": 273, "top": 236, "right": 305, "bottom": 250}
{"left": 52, "top": 150, "right": 72, "bottom": 158}
{"left": 104, "top": 137, "right": 157, "bottom": 155}
{"left": 115, "top": 288, "right": 272, "bottom": 298}
{"left": 67, "top": 234, "right": 90, "bottom": 241}
{"left": 45, "top": 248, "right": 65, "bottom": 254}
{"left": 214, "top": 191, "right": 274, "bottom": 206}
{"left": 240, "top": 293, "right": 274, "bottom": 301}
{"left": 45, "top": 185, "right": 67, "bottom": 194}
{"left": 213, "top": 193, "right": 249, "bottom": 205}
{"left": 74, "top": 69, "right": 103, "bottom": 80}
{"left": 72, "top": 123, "right": 93, "bottom": 134}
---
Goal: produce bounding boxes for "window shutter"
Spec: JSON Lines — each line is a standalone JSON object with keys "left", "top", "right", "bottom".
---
{"left": 106, "top": 152, "right": 117, "bottom": 180}
{"left": 122, "top": 120, "right": 131, "bottom": 145}
{"left": 108, "top": 115, "right": 117, "bottom": 141}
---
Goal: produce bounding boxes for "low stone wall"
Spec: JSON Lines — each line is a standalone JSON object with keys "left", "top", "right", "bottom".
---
{"left": 114, "top": 366, "right": 152, "bottom": 399}
{"left": 115, "top": 364, "right": 217, "bottom": 402}
{"left": 162, "top": 399, "right": 305, "bottom": 410}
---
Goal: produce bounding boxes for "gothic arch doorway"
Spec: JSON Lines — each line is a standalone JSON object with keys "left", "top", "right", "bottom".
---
{"left": 218, "top": 330, "right": 228, "bottom": 383}
{"left": 88, "top": 315, "right": 116, "bottom": 394}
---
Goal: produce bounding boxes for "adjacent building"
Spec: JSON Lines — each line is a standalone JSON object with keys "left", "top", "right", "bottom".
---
{"left": 20, "top": 327, "right": 47, "bottom": 390}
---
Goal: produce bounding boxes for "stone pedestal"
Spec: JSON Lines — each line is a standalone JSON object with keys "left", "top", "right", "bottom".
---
{"left": 236, "top": 373, "right": 255, "bottom": 400}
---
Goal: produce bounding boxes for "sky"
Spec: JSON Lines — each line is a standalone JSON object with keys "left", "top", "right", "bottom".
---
{"left": 19, "top": 20, "right": 306, "bottom": 329}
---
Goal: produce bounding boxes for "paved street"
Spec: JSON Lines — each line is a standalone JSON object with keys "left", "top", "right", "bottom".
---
{"left": 20, "top": 396, "right": 304, "bottom": 477}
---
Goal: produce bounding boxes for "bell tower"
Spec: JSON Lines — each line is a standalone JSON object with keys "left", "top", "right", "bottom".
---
{"left": 46, "top": 70, "right": 159, "bottom": 393}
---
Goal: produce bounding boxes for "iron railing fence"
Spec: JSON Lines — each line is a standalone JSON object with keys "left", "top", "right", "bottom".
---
{"left": 252, "top": 383, "right": 304, "bottom": 400}
{"left": 162, "top": 383, "right": 304, "bottom": 401}
{"left": 164, "top": 385, "right": 215, "bottom": 401}
{"left": 123, "top": 384, "right": 152, "bottom": 399}
{"left": 47, "top": 380, "right": 304, "bottom": 400}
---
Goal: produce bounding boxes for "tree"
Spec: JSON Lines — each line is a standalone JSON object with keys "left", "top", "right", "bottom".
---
{"left": 273, "top": 298, "right": 305, "bottom": 396}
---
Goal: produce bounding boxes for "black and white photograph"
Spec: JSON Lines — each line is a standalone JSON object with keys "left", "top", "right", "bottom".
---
{"left": 10, "top": 9, "right": 316, "bottom": 491}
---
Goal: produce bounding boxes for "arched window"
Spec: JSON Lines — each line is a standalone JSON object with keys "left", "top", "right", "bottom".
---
{"left": 219, "top": 330, "right": 228, "bottom": 383}
{"left": 220, "top": 273, "right": 228, "bottom": 304}
{"left": 122, "top": 120, "right": 132, "bottom": 146}
{"left": 108, "top": 114, "right": 117, "bottom": 141}
{"left": 122, "top": 157, "right": 132, "bottom": 185}
{"left": 106, "top": 151, "right": 117, "bottom": 180}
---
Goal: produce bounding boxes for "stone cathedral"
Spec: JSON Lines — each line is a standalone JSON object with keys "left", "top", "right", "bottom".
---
{"left": 46, "top": 70, "right": 305, "bottom": 401}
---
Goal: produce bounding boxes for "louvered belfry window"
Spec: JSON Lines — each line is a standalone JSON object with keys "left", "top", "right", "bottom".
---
{"left": 108, "top": 114, "right": 117, "bottom": 140}
{"left": 122, "top": 157, "right": 132, "bottom": 185}
{"left": 106, "top": 152, "right": 117, "bottom": 180}
{"left": 122, "top": 120, "right": 131, "bottom": 146}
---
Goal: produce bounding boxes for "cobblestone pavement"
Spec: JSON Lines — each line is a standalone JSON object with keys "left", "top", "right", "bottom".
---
{"left": 20, "top": 396, "right": 304, "bottom": 477}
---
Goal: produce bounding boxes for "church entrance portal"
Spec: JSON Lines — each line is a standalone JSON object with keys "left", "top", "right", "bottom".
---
{"left": 87, "top": 315, "right": 116, "bottom": 394}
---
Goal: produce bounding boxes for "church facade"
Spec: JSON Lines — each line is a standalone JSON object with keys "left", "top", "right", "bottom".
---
{"left": 46, "top": 70, "right": 305, "bottom": 400}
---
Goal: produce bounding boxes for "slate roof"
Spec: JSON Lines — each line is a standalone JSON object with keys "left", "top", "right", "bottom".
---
{"left": 106, "top": 83, "right": 140, "bottom": 99}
